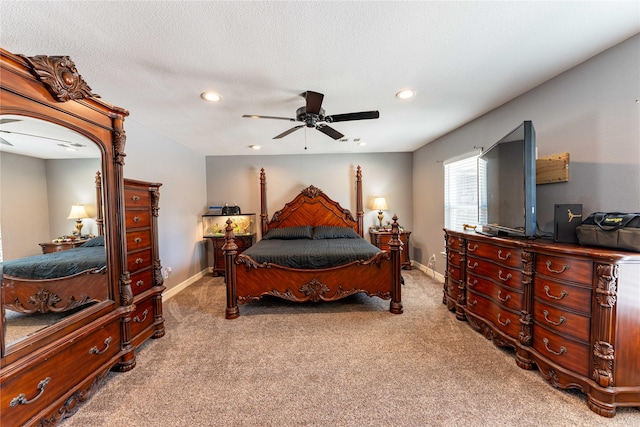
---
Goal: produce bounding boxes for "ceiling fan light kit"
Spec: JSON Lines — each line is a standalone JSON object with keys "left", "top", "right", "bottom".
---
{"left": 243, "top": 90, "right": 379, "bottom": 141}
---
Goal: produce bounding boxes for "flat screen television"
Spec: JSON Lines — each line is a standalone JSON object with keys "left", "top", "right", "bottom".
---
{"left": 478, "top": 121, "right": 536, "bottom": 237}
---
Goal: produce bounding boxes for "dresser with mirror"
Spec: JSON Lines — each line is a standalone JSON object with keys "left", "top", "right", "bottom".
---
{"left": 0, "top": 48, "right": 162, "bottom": 426}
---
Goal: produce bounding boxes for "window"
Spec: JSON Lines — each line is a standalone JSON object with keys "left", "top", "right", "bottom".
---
{"left": 444, "top": 154, "right": 479, "bottom": 231}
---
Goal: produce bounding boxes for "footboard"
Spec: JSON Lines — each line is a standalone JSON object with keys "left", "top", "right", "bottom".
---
{"left": 223, "top": 216, "right": 403, "bottom": 319}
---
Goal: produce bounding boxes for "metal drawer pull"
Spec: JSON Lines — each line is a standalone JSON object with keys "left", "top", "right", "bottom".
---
{"left": 134, "top": 237, "right": 143, "bottom": 243}
{"left": 448, "top": 253, "right": 455, "bottom": 260}
{"left": 89, "top": 336, "right": 112, "bottom": 355}
{"left": 467, "top": 243, "right": 478, "bottom": 252}
{"left": 498, "top": 270, "right": 512, "bottom": 282}
{"left": 543, "top": 338, "right": 567, "bottom": 356}
{"left": 543, "top": 310, "right": 567, "bottom": 326}
{"left": 497, "top": 250, "right": 511, "bottom": 261}
{"left": 135, "top": 258, "right": 144, "bottom": 264}
{"left": 544, "top": 285, "right": 568, "bottom": 300}
{"left": 468, "top": 299, "right": 478, "bottom": 306}
{"left": 467, "top": 278, "right": 478, "bottom": 287}
{"left": 136, "top": 280, "right": 144, "bottom": 287}
{"left": 467, "top": 260, "right": 478, "bottom": 269}
{"left": 132, "top": 195, "right": 140, "bottom": 201}
{"left": 134, "top": 309, "right": 149, "bottom": 323}
{"left": 10, "top": 377, "right": 51, "bottom": 407}
{"left": 133, "top": 216, "right": 141, "bottom": 222}
{"left": 546, "top": 260, "right": 569, "bottom": 274}
{"left": 497, "top": 290, "right": 511, "bottom": 302}
{"left": 497, "top": 313, "right": 511, "bottom": 326}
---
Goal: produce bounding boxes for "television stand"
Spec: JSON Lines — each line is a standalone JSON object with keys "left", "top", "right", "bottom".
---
{"left": 444, "top": 229, "right": 640, "bottom": 417}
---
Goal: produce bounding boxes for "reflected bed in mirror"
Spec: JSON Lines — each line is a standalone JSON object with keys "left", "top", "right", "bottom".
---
{"left": 0, "top": 115, "right": 108, "bottom": 350}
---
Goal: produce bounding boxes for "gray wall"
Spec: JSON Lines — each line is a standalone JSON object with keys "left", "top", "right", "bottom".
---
{"left": 123, "top": 120, "right": 207, "bottom": 292}
{"left": 413, "top": 34, "right": 640, "bottom": 275}
{"left": 205, "top": 152, "right": 413, "bottom": 240}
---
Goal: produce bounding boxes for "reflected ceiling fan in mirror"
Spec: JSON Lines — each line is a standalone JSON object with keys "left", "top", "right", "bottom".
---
{"left": 243, "top": 91, "right": 379, "bottom": 140}
{"left": 0, "top": 117, "right": 85, "bottom": 149}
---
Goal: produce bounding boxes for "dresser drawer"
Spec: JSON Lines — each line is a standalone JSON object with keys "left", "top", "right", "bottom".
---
{"left": 465, "top": 241, "right": 523, "bottom": 269}
{"left": 534, "top": 276, "right": 592, "bottom": 314}
{"left": 466, "top": 273, "right": 523, "bottom": 311}
{"left": 446, "top": 234, "right": 462, "bottom": 251}
{"left": 125, "top": 209, "right": 150, "bottom": 229}
{"left": 126, "top": 229, "right": 152, "bottom": 251}
{"left": 131, "top": 268, "right": 154, "bottom": 295}
{"left": 447, "top": 264, "right": 462, "bottom": 283}
{"left": 1, "top": 320, "right": 120, "bottom": 427}
{"left": 466, "top": 291, "right": 521, "bottom": 339}
{"left": 127, "top": 249, "right": 152, "bottom": 273}
{"left": 446, "top": 250, "right": 462, "bottom": 268}
{"left": 466, "top": 257, "right": 523, "bottom": 290}
{"left": 124, "top": 187, "right": 150, "bottom": 208}
{"left": 535, "top": 254, "right": 592, "bottom": 285}
{"left": 131, "top": 296, "right": 155, "bottom": 339}
{"left": 533, "top": 299, "right": 590, "bottom": 342}
{"left": 533, "top": 328, "right": 589, "bottom": 377}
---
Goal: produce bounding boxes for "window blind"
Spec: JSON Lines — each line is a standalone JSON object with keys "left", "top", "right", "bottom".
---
{"left": 444, "top": 155, "right": 479, "bottom": 231}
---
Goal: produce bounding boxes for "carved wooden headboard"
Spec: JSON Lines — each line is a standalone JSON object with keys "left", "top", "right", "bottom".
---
{"left": 260, "top": 166, "right": 365, "bottom": 237}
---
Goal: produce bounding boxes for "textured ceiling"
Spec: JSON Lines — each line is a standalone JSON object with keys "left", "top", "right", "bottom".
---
{"left": 1, "top": 1, "right": 638, "bottom": 156}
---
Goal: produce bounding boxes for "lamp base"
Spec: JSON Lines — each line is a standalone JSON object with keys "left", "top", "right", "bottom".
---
{"left": 74, "top": 220, "right": 84, "bottom": 238}
{"left": 377, "top": 211, "right": 384, "bottom": 229}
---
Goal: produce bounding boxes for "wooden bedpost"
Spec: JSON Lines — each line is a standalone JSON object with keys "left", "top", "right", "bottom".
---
{"left": 356, "top": 166, "right": 364, "bottom": 237}
{"left": 388, "top": 214, "right": 403, "bottom": 314}
{"left": 260, "top": 168, "right": 268, "bottom": 236}
{"left": 95, "top": 171, "right": 104, "bottom": 236}
{"left": 223, "top": 218, "right": 239, "bottom": 319}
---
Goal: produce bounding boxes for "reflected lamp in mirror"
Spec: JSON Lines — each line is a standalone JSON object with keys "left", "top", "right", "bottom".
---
{"left": 371, "top": 197, "right": 388, "bottom": 229}
{"left": 67, "top": 204, "right": 89, "bottom": 237}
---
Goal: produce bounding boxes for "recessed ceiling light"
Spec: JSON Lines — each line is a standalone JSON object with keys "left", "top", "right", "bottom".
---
{"left": 249, "top": 145, "right": 260, "bottom": 150}
{"left": 357, "top": 142, "right": 367, "bottom": 146}
{"left": 395, "top": 89, "right": 416, "bottom": 99}
{"left": 200, "top": 91, "right": 222, "bottom": 102}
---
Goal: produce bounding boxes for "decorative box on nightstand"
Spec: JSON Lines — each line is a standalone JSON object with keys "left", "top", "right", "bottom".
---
{"left": 369, "top": 228, "right": 412, "bottom": 269}
{"left": 203, "top": 213, "right": 256, "bottom": 276}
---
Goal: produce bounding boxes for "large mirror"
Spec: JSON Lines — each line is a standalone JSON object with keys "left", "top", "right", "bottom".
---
{"left": 1, "top": 115, "right": 109, "bottom": 353}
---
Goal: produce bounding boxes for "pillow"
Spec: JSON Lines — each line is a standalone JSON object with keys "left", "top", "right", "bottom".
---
{"left": 262, "top": 226, "right": 313, "bottom": 240}
{"left": 312, "top": 226, "right": 361, "bottom": 240}
{"left": 81, "top": 235, "right": 105, "bottom": 247}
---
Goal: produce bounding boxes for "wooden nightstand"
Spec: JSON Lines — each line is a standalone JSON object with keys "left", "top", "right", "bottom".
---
{"left": 369, "top": 229, "right": 412, "bottom": 269}
{"left": 39, "top": 239, "right": 88, "bottom": 254}
{"left": 205, "top": 234, "right": 255, "bottom": 276}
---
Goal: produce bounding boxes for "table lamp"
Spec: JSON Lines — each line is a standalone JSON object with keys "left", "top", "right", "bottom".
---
{"left": 372, "top": 197, "right": 388, "bottom": 229}
{"left": 67, "top": 204, "right": 89, "bottom": 237}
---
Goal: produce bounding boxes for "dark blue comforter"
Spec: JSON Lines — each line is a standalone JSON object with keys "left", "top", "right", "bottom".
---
{"left": 1, "top": 246, "right": 106, "bottom": 279}
{"left": 239, "top": 238, "right": 382, "bottom": 269}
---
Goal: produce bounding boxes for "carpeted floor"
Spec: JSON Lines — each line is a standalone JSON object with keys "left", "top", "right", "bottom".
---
{"left": 61, "top": 269, "right": 638, "bottom": 426}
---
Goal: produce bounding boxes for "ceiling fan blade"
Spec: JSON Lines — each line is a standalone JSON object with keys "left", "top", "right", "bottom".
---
{"left": 316, "top": 124, "right": 344, "bottom": 140}
{"left": 273, "top": 125, "right": 304, "bottom": 139}
{"left": 304, "top": 91, "right": 324, "bottom": 115}
{"left": 0, "top": 118, "right": 22, "bottom": 125}
{"left": 0, "top": 136, "right": 14, "bottom": 146}
{"left": 0, "top": 129, "right": 73, "bottom": 144}
{"left": 326, "top": 111, "right": 380, "bottom": 123}
{"left": 243, "top": 114, "right": 296, "bottom": 121}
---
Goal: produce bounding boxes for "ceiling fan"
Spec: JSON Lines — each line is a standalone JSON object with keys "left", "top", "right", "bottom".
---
{"left": 243, "top": 91, "right": 379, "bottom": 140}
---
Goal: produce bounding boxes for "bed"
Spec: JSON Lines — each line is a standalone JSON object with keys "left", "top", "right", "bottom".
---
{"left": 2, "top": 172, "right": 108, "bottom": 314}
{"left": 223, "top": 166, "right": 403, "bottom": 319}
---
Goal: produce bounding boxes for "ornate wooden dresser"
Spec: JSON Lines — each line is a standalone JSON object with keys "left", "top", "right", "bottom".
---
{"left": 444, "top": 229, "right": 640, "bottom": 417}
{"left": 123, "top": 179, "right": 165, "bottom": 354}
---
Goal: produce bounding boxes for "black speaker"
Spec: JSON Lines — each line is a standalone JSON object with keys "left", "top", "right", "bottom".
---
{"left": 554, "top": 204, "right": 583, "bottom": 243}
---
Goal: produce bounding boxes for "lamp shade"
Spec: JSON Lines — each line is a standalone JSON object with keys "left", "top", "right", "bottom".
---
{"left": 372, "top": 197, "right": 388, "bottom": 211}
{"left": 67, "top": 205, "right": 89, "bottom": 220}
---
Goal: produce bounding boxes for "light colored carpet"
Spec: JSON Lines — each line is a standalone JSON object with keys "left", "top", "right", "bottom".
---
{"left": 61, "top": 270, "right": 638, "bottom": 426}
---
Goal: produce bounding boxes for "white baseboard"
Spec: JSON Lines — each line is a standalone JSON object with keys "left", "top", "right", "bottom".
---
{"left": 162, "top": 268, "right": 209, "bottom": 302}
{"left": 412, "top": 261, "right": 445, "bottom": 283}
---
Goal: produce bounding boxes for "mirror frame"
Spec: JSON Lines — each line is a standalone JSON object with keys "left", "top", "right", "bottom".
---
{"left": 0, "top": 48, "right": 130, "bottom": 362}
